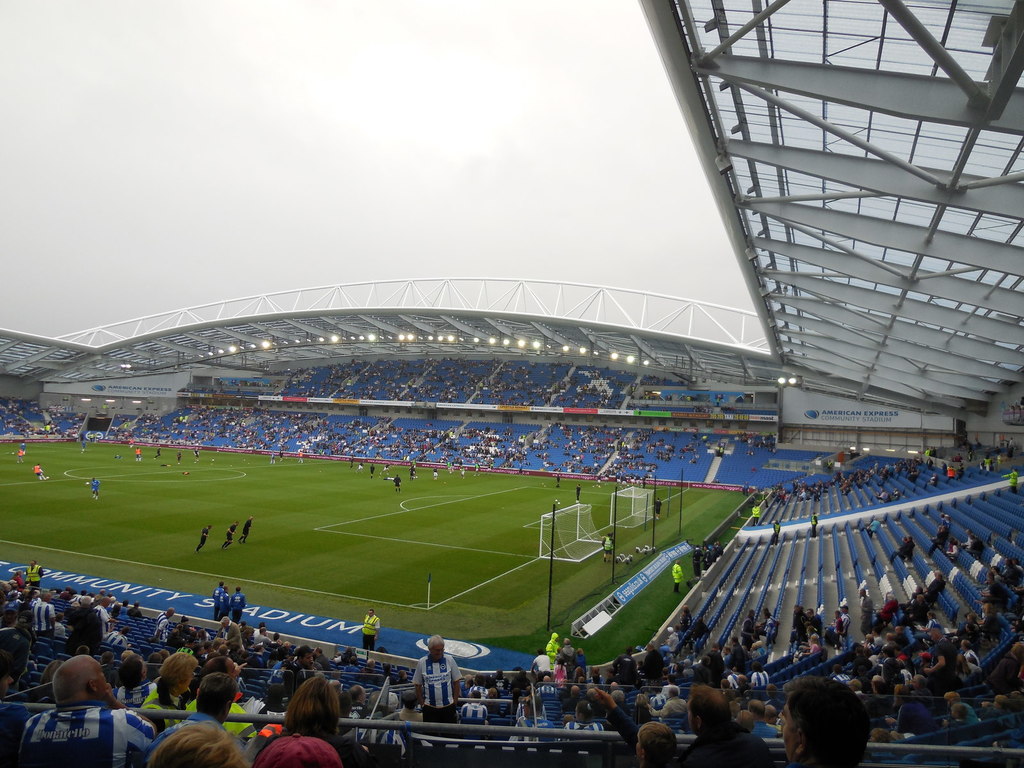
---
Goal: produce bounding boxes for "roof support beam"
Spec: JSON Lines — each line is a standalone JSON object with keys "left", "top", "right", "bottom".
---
{"left": 794, "top": 341, "right": 993, "bottom": 399}
{"left": 985, "top": 0, "right": 1024, "bottom": 120}
{"left": 877, "top": 0, "right": 989, "bottom": 107}
{"left": 794, "top": 347, "right": 990, "bottom": 401}
{"left": 730, "top": 140, "right": 1024, "bottom": 218}
{"left": 730, "top": 82, "right": 946, "bottom": 187}
{"left": 439, "top": 315, "right": 492, "bottom": 340}
{"left": 772, "top": 221, "right": 909, "bottom": 279}
{"left": 777, "top": 273, "right": 1018, "bottom": 341}
{"left": 784, "top": 325, "right": 1023, "bottom": 382}
{"left": 698, "top": 55, "right": 1024, "bottom": 133}
{"left": 700, "top": 0, "right": 794, "bottom": 63}
{"left": 744, "top": 200, "right": 1024, "bottom": 275}
{"left": 774, "top": 301, "right": 1024, "bottom": 366}
{"left": 756, "top": 239, "right": 1020, "bottom": 309}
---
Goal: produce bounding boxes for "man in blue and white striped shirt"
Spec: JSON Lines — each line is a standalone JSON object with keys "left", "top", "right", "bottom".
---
{"left": 413, "top": 635, "right": 462, "bottom": 723}
{"left": 154, "top": 608, "right": 175, "bottom": 644}
{"left": 30, "top": 591, "right": 56, "bottom": 640}
{"left": 20, "top": 655, "right": 155, "bottom": 768}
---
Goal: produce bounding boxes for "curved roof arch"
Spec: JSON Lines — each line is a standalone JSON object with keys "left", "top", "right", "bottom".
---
{"left": 0, "top": 278, "right": 782, "bottom": 390}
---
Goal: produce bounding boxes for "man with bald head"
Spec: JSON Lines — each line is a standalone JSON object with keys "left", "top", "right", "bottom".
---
{"left": 20, "top": 654, "right": 155, "bottom": 767}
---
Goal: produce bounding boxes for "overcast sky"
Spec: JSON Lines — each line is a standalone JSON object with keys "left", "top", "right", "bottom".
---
{"left": 0, "top": 1, "right": 746, "bottom": 338}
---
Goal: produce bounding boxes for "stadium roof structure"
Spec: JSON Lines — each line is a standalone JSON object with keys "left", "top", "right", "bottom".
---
{"left": 641, "top": 0, "right": 1024, "bottom": 416}
{"left": 4, "top": 0, "right": 1023, "bottom": 419}
{"left": 0, "top": 278, "right": 778, "bottom": 388}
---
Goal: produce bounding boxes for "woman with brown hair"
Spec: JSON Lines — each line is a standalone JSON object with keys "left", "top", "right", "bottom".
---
{"left": 249, "top": 676, "right": 348, "bottom": 765}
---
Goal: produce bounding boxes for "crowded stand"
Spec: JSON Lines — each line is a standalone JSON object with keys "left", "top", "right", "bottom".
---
{"left": 611, "top": 428, "right": 715, "bottom": 482}
{"left": 473, "top": 361, "right": 572, "bottom": 406}
{"left": 548, "top": 365, "right": 636, "bottom": 409}
{"left": 4, "top": 467, "right": 1024, "bottom": 766}
{"left": 3, "top": 368, "right": 1022, "bottom": 763}
{"left": 527, "top": 424, "right": 621, "bottom": 476}
{"left": 403, "top": 358, "right": 500, "bottom": 403}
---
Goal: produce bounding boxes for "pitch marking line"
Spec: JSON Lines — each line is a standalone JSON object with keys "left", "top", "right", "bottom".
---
{"left": 314, "top": 529, "right": 533, "bottom": 560}
{"left": 425, "top": 557, "right": 541, "bottom": 609}
{"left": 0, "top": 538, "right": 425, "bottom": 611}
{"left": 61, "top": 468, "right": 248, "bottom": 483}
{"left": 315, "top": 486, "right": 535, "bottom": 530}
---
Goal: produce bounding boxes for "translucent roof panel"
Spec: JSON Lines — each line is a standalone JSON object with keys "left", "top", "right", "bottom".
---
{"left": 644, "top": 0, "right": 1024, "bottom": 414}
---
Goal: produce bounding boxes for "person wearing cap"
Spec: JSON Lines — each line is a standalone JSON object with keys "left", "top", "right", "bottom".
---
{"left": 252, "top": 734, "right": 342, "bottom": 768}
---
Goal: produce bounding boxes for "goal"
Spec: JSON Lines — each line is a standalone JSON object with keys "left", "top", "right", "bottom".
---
{"left": 610, "top": 485, "right": 654, "bottom": 528}
{"left": 539, "top": 504, "right": 603, "bottom": 562}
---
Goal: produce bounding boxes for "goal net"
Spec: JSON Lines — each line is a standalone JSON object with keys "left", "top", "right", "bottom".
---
{"left": 610, "top": 485, "right": 654, "bottom": 528}
{"left": 539, "top": 504, "right": 602, "bottom": 562}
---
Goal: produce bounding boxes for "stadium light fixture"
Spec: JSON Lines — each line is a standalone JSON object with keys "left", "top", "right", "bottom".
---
{"left": 331, "top": 335, "right": 339, "bottom": 343}
{"left": 626, "top": 355, "right": 635, "bottom": 364}
{"left": 447, "top": 335, "right": 455, "bottom": 342}
{"left": 473, "top": 337, "right": 480, "bottom": 343}
{"left": 428, "top": 335, "right": 434, "bottom": 341}
{"left": 104, "top": 399, "right": 116, "bottom": 403}
{"left": 517, "top": 339, "right": 526, "bottom": 348}
{"left": 502, "top": 338, "right": 510, "bottom": 346}
{"left": 358, "top": 335, "right": 365, "bottom": 341}
{"left": 610, "top": 352, "right": 619, "bottom": 360}
{"left": 131, "top": 400, "right": 142, "bottom": 404}
{"left": 562, "top": 345, "right": 570, "bottom": 352}
{"left": 489, "top": 337, "right": 496, "bottom": 345}
{"left": 81, "top": 398, "right": 91, "bottom": 402}
{"left": 318, "top": 337, "right": 325, "bottom": 342}
{"left": 579, "top": 347, "right": 587, "bottom": 354}
{"left": 218, "top": 349, "right": 225, "bottom": 355}
{"left": 228, "top": 346, "right": 237, "bottom": 354}
{"left": 368, "top": 334, "right": 377, "bottom": 342}
{"left": 532, "top": 340, "right": 541, "bottom": 349}
{"left": 788, "top": 377, "right": 798, "bottom": 385}
{"left": 643, "top": 360, "right": 649, "bottom": 366}
{"left": 777, "top": 376, "right": 787, "bottom": 385}
{"left": 398, "top": 334, "right": 406, "bottom": 341}
{"left": 261, "top": 340, "right": 271, "bottom": 349}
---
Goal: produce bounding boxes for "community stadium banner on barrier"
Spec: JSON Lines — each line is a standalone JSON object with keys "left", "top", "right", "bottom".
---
{"left": 613, "top": 541, "right": 693, "bottom": 606}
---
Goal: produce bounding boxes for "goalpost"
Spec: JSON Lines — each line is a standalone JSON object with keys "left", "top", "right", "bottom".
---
{"left": 610, "top": 485, "right": 654, "bottom": 528}
{"left": 539, "top": 503, "right": 603, "bottom": 562}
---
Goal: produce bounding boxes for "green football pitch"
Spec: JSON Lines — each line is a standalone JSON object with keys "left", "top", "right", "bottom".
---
{"left": 0, "top": 442, "right": 743, "bottom": 658}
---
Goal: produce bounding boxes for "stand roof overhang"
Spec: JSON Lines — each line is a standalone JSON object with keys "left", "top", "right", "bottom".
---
{"left": 639, "top": 0, "right": 1024, "bottom": 416}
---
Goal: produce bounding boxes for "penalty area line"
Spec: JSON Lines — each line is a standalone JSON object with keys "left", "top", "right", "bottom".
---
{"left": 316, "top": 485, "right": 536, "bottom": 530}
{"left": 425, "top": 558, "right": 540, "bottom": 610}
{"left": 313, "top": 529, "right": 533, "bottom": 560}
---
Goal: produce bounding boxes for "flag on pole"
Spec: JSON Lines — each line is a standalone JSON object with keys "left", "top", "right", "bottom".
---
{"left": 427, "top": 572, "right": 432, "bottom": 583}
